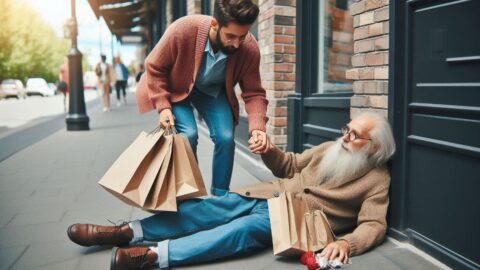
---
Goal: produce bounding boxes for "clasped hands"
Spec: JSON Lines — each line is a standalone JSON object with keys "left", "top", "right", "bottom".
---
{"left": 160, "top": 108, "right": 272, "bottom": 155}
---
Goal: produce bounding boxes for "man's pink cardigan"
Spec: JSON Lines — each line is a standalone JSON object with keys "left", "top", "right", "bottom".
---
{"left": 136, "top": 15, "right": 269, "bottom": 133}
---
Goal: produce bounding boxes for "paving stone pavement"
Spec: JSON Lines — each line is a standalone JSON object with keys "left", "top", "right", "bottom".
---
{"left": 0, "top": 94, "right": 449, "bottom": 270}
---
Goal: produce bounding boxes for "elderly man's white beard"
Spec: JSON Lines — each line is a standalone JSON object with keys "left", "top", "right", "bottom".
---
{"left": 318, "top": 138, "right": 373, "bottom": 187}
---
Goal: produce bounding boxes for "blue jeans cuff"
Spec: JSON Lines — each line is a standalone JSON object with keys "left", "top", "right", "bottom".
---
{"left": 128, "top": 220, "right": 144, "bottom": 244}
{"left": 157, "top": 240, "right": 170, "bottom": 269}
{"left": 210, "top": 187, "right": 229, "bottom": 196}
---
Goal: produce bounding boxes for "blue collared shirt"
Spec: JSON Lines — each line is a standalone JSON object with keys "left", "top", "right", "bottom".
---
{"left": 195, "top": 38, "right": 228, "bottom": 98}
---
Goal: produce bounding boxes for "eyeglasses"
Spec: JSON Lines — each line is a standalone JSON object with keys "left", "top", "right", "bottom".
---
{"left": 222, "top": 30, "right": 246, "bottom": 44}
{"left": 341, "top": 126, "right": 372, "bottom": 142}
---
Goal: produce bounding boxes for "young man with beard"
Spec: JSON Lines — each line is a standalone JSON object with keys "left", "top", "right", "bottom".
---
{"left": 136, "top": 0, "right": 270, "bottom": 197}
{"left": 67, "top": 112, "right": 396, "bottom": 270}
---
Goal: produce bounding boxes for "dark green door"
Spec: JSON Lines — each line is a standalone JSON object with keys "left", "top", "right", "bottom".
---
{"left": 390, "top": 1, "right": 480, "bottom": 269}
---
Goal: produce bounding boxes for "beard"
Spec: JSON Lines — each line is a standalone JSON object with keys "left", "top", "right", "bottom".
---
{"left": 318, "top": 138, "right": 373, "bottom": 188}
{"left": 216, "top": 29, "right": 238, "bottom": 55}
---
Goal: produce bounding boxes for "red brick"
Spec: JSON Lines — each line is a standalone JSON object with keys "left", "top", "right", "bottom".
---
{"left": 359, "top": 67, "right": 375, "bottom": 79}
{"left": 374, "top": 6, "right": 389, "bottom": 22}
{"left": 346, "top": 68, "right": 359, "bottom": 80}
{"left": 350, "top": 1, "right": 365, "bottom": 15}
{"left": 283, "top": 45, "right": 296, "bottom": 54}
{"left": 365, "top": 0, "right": 389, "bottom": 11}
{"left": 354, "top": 26, "right": 369, "bottom": 40}
{"left": 365, "top": 51, "right": 387, "bottom": 66}
{"left": 274, "top": 81, "right": 294, "bottom": 90}
{"left": 352, "top": 54, "right": 366, "bottom": 67}
{"left": 274, "top": 35, "right": 295, "bottom": 44}
{"left": 274, "top": 63, "right": 294, "bottom": 73}
{"left": 354, "top": 39, "right": 374, "bottom": 53}
{"left": 368, "top": 22, "right": 385, "bottom": 37}
{"left": 374, "top": 67, "right": 388, "bottom": 79}
{"left": 374, "top": 36, "right": 389, "bottom": 50}
{"left": 284, "top": 27, "right": 296, "bottom": 35}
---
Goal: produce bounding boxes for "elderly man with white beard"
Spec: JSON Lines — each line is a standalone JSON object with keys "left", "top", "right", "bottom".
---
{"left": 67, "top": 112, "right": 395, "bottom": 270}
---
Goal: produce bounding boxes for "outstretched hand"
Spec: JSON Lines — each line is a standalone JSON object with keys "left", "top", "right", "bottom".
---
{"left": 248, "top": 130, "right": 272, "bottom": 154}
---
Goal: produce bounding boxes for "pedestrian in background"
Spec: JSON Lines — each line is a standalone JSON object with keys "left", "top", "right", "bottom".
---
{"left": 58, "top": 57, "right": 69, "bottom": 112}
{"left": 113, "top": 56, "right": 128, "bottom": 106}
{"left": 135, "top": 63, "right": 144, "bottom": 83}
{"left": 95, "top": 54, "right": 116, "bottom": 112}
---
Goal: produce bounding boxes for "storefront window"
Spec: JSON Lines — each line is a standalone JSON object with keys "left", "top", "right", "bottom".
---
{"left": 317, "top": 0, "right": 354, "bottom": 93}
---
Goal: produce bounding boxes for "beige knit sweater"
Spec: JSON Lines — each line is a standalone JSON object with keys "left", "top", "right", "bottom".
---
{"left": 232, "top": 141, "right": 390, "bottom": 256}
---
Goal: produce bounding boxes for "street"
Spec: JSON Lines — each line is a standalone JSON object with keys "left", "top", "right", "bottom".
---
{"left": 0, "top": 91, "right": 98, "bottom": 137}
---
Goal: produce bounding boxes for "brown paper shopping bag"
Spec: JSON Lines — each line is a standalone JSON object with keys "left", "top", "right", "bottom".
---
{"left": 171, "top": 134, "right": 201, "bottom": 198}
{"left": 98, "top": 129, "right": 164, "bottom": 207}
{"left": 143, "top": 134, "right": 177, "bottom": 212}
{"left": 311, "top": 210, "right": 335, "bottom": 250}
{"left": 268, "top": 192, "right": 309, "bottom": 256}
{"left": 174, "top": 135, "right": 207, "bottom": 200}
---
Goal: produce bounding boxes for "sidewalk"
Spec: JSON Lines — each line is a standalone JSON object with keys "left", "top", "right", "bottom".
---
{"left": 0, "top": 93, "right": 448, "bottom": 269}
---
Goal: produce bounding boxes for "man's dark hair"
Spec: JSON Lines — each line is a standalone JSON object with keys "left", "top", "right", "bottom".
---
{"left": 214, "top": 0, "right": 259, "bottom": 27}
{"left": 101, "top": 54, "right": 107, "bottom": 62}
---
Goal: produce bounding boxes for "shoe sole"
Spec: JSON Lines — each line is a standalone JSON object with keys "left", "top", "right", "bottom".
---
{"left": 111, "top": 247, "right": 119, "bottom": 270}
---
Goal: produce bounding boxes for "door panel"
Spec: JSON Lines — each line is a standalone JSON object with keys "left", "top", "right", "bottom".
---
{"left": 390, "top": 0, "right": 480, "bottom": 268}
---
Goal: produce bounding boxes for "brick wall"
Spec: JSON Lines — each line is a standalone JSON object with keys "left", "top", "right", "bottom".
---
{"left": 325, "top": 0, "right": 354, "bottom": 85}
{"left": 235, "top": 0, "right": 296, "bottom": 150}
{"left": 346, "top": 0, "right": 389, "bottom": 119}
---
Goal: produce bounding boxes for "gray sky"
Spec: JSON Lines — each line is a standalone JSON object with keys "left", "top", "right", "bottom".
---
{"left": 26, "top": 0, "right": 138, "bottom": 68}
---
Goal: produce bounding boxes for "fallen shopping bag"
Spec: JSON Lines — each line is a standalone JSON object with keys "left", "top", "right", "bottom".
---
{"left": 268, "top": 192, "right": 334, "bottom": 256}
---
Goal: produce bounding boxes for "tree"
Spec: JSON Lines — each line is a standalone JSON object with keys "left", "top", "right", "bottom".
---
{"left": 0, "top": 0, "right": 70, "bottom": 83}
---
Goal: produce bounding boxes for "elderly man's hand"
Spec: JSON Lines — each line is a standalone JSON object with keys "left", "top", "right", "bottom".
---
{"left": 321, "top": 240, "right": 350, "bottom": 264}
{"left": 248, "top": 130, "right": 272, "bottom": 154}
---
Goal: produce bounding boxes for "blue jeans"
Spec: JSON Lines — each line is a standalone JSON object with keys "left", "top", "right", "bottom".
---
{"left": 136, "top": 193, "right": 271, "bottom": 268}
{"left": 172, "top": 88, "right": 235, "bottom": 196}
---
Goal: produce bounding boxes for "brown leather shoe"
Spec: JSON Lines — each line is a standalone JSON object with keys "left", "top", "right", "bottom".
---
{"left": 67, "top": 223, "right": 133, "bottom": 247}
{"left": 111, "top": 246, "right": 158, "bottom": 270}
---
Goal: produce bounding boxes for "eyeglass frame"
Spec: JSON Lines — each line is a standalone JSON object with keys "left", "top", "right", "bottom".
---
{"left": 219, "top": 27, "right": 247, "bottom": 45}
{"left": 340, "top": 125, "right": 372, "bottom": 142}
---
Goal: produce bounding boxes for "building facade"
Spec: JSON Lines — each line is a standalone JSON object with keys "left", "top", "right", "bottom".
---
{"left": 88, "top": 0, "right": 479, "bottom": 269}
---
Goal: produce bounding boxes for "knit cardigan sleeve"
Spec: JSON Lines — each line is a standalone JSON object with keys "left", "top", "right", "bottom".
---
{"left": 337, "top": 186, "right": 389, "bottom": 256}
{"left": 239, "top": 36, "right": 268, "bottom": 133}
{"left": 144, "top": 23, "right": 178, "bottom": 113}
{"left": 261, "top": 143, "right": 326, "bottom": 179}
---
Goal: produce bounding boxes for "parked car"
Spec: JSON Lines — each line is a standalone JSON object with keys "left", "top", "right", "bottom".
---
{"left": 26, "top": 78, "right": 54, "bottom": 97}
{"left": 0, "top": 79, "right": 27, "bottom": 99}
{"left": 48, "top": 83, "right": 58, "bottom": 95}
{"left": 83, "top": 71, "right": 98, "bottom": 90}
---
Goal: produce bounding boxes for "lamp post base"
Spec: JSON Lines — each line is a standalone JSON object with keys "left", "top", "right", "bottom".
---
{"left": 66, "top": 113, "right": 89, "bottom": 131}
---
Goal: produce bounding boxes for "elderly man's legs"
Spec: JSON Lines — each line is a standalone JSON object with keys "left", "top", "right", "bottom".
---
{"left": 116, "top": 197, "right": 271, "bottom": 269}
{"left": 162, "top": 201, "right": 271, "bottom": 268}
{"left": 132, "top": 193, "right": 263, "bottom": 242}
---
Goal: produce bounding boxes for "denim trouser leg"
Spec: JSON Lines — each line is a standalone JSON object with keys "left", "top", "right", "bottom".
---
{"left": 166, "top": 200, "right": 271, "bottom": 268}
{"left": 171, "top": 99, "right": 199, "bottom": 156}
{"left": 171, "top": 89, "right": 235, "bottom": 196}
{"left": 139, "top": 193, "right": 262, "bottom": 241}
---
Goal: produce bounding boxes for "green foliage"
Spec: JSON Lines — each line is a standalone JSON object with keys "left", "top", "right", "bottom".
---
{"left": 0, "top": 0, "right": 70, "bottom": 83}
{"left": 127, "top": 61, "right": 136, "bottom": 75}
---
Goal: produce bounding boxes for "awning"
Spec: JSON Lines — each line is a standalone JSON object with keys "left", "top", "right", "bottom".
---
{"left": 87, "top": 0, "right": 147, "bottom": 43}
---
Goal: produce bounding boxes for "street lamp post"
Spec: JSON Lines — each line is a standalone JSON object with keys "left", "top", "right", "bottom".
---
{"left": 66, "top": 0, "right": 89, "bottom": 131}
